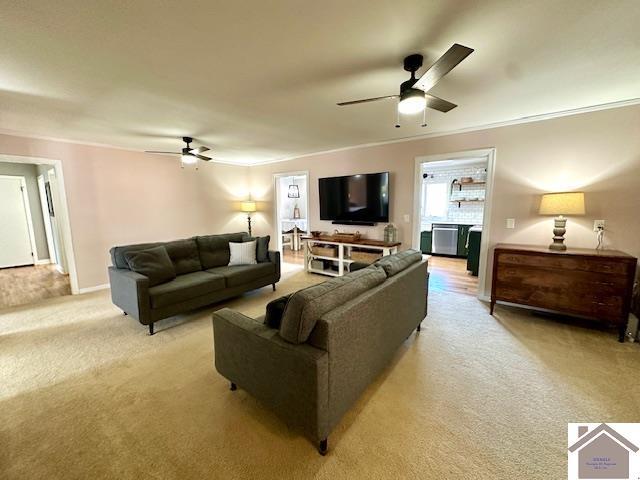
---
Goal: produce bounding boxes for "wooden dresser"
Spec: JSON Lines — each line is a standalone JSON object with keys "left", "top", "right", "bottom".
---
{"left": 491, "top": 244, "right": 637, "bottom": 341}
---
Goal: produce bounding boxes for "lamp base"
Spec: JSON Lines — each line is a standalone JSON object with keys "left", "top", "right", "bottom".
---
{"left": 549, "top": 216, "right": 567, "bottom": 251}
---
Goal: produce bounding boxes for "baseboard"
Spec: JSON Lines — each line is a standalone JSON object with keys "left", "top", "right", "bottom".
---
{"left": 55, "top": 264, "right": 65, "bottom": 274}
{"left": 478, "top": 294, "right": 491, "bottom": 302}
{"left": 35, "top": 258, "right": 51, "bottom": 265}
{"left": 77, "top": 283, "right": 110, "bottom": 294}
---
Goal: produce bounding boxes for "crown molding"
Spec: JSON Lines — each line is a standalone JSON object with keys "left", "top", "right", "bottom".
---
{"left": 1, "top": 97, "right": 639, "bottom": 167}
{"left": 250, "top": 97, "right": 640, "bottom": 166}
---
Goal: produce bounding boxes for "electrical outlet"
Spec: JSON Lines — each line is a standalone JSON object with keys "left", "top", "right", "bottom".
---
{"left": 506, "top": 218, "right": 515, "bottom": 229}
{"left": 593, "top": 220, "right": 605, "bottom": 232}
{"left": 403, "top": 214, "right": 410, "bottom": 223}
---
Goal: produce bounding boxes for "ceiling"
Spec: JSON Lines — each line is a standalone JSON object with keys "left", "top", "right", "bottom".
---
{"left": 1, "top": 0, "right": 639, "bottom": 165}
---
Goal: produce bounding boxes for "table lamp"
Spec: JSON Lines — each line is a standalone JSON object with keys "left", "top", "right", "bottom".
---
{"left": 240, "top": 200, "right": 257, "bottom": 236}
{"left": 538, "top": 192, "right": 585, "bottom": 251}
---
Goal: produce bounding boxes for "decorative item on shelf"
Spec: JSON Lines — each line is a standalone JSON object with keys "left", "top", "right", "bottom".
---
{"left": 240, "top": 200, "right": 257, "bottom": 236}
{"left": 332, "top": 230, "right": 362, "bottom": 242}
{"left": 460, "top": 177, "right": 474, "bottom": 183}
{"left": 293, "top": 203, "right": 301, "bottom": 219}
{"left": 384, "top": 224, "right": 398, "bottom": 243}
{"left": 287, "top": 184, "right": 300, "bottom": 198}
{"left": 351, "top": 250, "right": 383, "bottom": 264}
{"left": 310, "top": 230, "right": 322, "bottom": 238}
{"left": 538, "top": 192, "right": 585, "bottom": 251}
{"left": 311, "top": 245, "right": 337, "bottom": 258}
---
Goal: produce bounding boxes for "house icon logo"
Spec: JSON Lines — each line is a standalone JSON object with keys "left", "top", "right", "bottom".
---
{"left": 568, "top": 423, "right": 640, "bottom": 479}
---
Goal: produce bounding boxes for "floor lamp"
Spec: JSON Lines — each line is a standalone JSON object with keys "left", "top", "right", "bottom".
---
{"left": 240, "top": 201, "right": 257, "bottom": 236}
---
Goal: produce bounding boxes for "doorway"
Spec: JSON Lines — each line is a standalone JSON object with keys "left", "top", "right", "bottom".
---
{"left": 0, "top": 157, "right": 75, "bottom": 308}
{"left": 273, "top": 172, "right": 309, "bottom": 269}
{"left": 0, "top": 175, "right": 38, "bottom": 268}
{"left": 413, "top": 149, "right": 495, "bottom": 299}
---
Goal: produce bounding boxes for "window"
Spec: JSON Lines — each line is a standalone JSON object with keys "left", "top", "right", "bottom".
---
{"left": 422, "top": 182, "right": 448, "bottom": 219}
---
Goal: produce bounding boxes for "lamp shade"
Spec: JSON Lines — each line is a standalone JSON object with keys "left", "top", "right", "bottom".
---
{"left": 240, "top": 201, "right": 257, "bottom": 213}
{"left": 539, "top": 192, "right": 585, "bottom": 215}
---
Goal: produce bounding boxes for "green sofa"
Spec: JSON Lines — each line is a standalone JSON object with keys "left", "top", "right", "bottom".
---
{"left": 212, "top": 250, "right": 427, "bottom": 454}
{"left": 109, "top": 232, "right": 280, "bottom": 335}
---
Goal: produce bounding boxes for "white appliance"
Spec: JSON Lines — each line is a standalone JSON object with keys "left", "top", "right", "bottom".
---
{"left": 0, "top": 176, "right": 35, "bottom": 268}
{"left": 432, "top": 224, "right": 458, "bottom": 255}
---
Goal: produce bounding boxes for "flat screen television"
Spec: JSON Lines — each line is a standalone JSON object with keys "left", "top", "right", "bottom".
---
{"left": 319, "top": 172, "right": 389, "bottom": 224}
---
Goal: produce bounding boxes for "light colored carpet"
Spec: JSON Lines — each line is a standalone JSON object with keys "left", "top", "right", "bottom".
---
{"left": 1, "top": 268, "right": 639, "bottom": 479}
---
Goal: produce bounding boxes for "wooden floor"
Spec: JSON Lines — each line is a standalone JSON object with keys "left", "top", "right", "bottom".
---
{"left": 285, "top": 247, "right": 478, "bottom": 296}
{"left": 427, "top": 256, "right": 479, "bottom": 296}
{"left": 282, "top": 248, "right": 304, "bottom": 265}
{"left": 0, "top": 264, "right": 71, "bottom": 309}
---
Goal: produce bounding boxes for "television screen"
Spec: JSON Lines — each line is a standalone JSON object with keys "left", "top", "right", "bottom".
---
{"left": 319, "top": 172, "right": 389, "bottom": 223}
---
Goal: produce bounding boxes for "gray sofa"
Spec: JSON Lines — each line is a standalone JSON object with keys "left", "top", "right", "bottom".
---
{"left": 212, "top": 250, "right": 427, "bottom": 454}
{"left": 109, "top": 232, "right": 280, "bottom": 335}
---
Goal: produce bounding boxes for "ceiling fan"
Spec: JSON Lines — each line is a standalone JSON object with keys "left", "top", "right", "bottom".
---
{"left": 145, "top": 137, "right": 214, "bottom": 166}
{"left": 337, "top": 43, "right": 474, "bottom": 124}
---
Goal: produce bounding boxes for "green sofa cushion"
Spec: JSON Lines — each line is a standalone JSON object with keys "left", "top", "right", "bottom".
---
{"left": 279, "top": 265, "right": 386, "bottom": 344}
{"left": 123, "top": 246, "right": 176, "bottom": 287}
{"left": 196, "top": 233, "right": 247, "bottom": 269}
{"left": 165, "top": 238, "right": 202, "bottom": 275}
{"left": 149, "top": 271, "right": 226, "bottom": 309}
{"left": 111, "top": 242, "right": 162, "bottom": 269}
{"left": 376, "top": 249, "right": 422, "bottom": 277}
{"left": 206, "top": 263, "right": 276, "bottom": 288}
{"left": 264, "top": 294, "right": 292, "bottom": 329}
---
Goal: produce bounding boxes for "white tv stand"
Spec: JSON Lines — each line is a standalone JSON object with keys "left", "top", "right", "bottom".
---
{"left": 302, "top": 236, "right": 400, "bottom": 277}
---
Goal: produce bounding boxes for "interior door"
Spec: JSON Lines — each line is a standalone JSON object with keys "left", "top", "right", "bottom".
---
{"left": 0, "top": 176, "right": 35, "bottom": 268}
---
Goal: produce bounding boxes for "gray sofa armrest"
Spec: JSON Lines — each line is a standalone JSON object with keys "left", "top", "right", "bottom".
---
{"left": 108, "top": 267, "right": 151, "bottom": 324}
{"left": 267, "top": 250, "right": 281, "bottom": 280}
{"left": 212, "top": 308, "right": 328, "bottom": 441}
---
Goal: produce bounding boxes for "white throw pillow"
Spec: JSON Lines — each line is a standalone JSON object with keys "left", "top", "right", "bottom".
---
{"left": 229, "top": 241, "right": 257, "bottom": 266}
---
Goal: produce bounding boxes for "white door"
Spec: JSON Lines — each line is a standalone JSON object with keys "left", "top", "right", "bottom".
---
{"left": 0, "top": 176, "right": 35, "bottom": 268}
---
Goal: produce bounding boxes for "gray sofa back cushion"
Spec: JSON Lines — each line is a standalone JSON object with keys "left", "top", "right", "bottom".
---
{"left": 376, "top": 249, "right": 422, "bottom": 277}
{"left": 123, "top": 246, "right": 176, "bottom": 287}
{"left": 165, "top": 238, "right": 202, "bottom": 275}
{"left": 279, "top": 265, "right": 386, "bottom": 344}
{"left": 111, "top": 242, "right": 162, "bottom": 269}
{"left": 196, "top": 232, "right": 247, "bottom": 269}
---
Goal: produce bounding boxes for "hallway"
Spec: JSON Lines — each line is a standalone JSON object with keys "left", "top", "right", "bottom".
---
{"left": 0, "top": 264, "right": 71, "bottom": 309}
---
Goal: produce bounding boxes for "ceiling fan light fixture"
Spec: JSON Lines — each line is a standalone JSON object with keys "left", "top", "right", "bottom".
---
{"left": 181, "top": 153, "right": 197, "bottom": 165}
{"left": 398, "top": 88, "right": 426, "bottom": 115}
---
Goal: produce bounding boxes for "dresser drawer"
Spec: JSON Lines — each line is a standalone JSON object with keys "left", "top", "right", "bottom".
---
{"left": 494, "top": 265, "right": 627, "bottom": 321}
{"left": 496, "top": 251, "right": 629, "bottom": 276}
{"left": 495, "top": 265, "right": 628, "bottom": 295}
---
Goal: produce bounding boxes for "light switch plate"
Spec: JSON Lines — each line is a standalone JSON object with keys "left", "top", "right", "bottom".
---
{"left": 403, "top": 214, "right": 410, "bottom": 223}
{"left": 594, "top": 219, "right": 605, "bottom": 232}
{"left": 506, "top": 218, "right": 515, "bottom": 229}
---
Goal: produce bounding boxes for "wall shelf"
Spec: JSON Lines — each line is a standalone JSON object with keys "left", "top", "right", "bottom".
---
{"left": 452, "top": 180, "right": 486, "bottom": 191}
{"left": 450, "top": 199, "right": 484, "bottom": 208}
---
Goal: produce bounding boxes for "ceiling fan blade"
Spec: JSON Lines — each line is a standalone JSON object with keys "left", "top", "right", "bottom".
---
{"left": 190, "top": 146, "right": 210, "bottom": 154}
{"left": 337, "top": 95, "right": 398, "bottom": 106}
{"left": 145, "top": 150, "right": 180, "bottom": 155}
{"left": 195, "top": 154, "right": 213, "bottom": 161}
{"left": 412, "top": 43, "right": 474, "bottom": 92}
{"left": 425, "top": 94, "right": 457, "bottom": 113}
